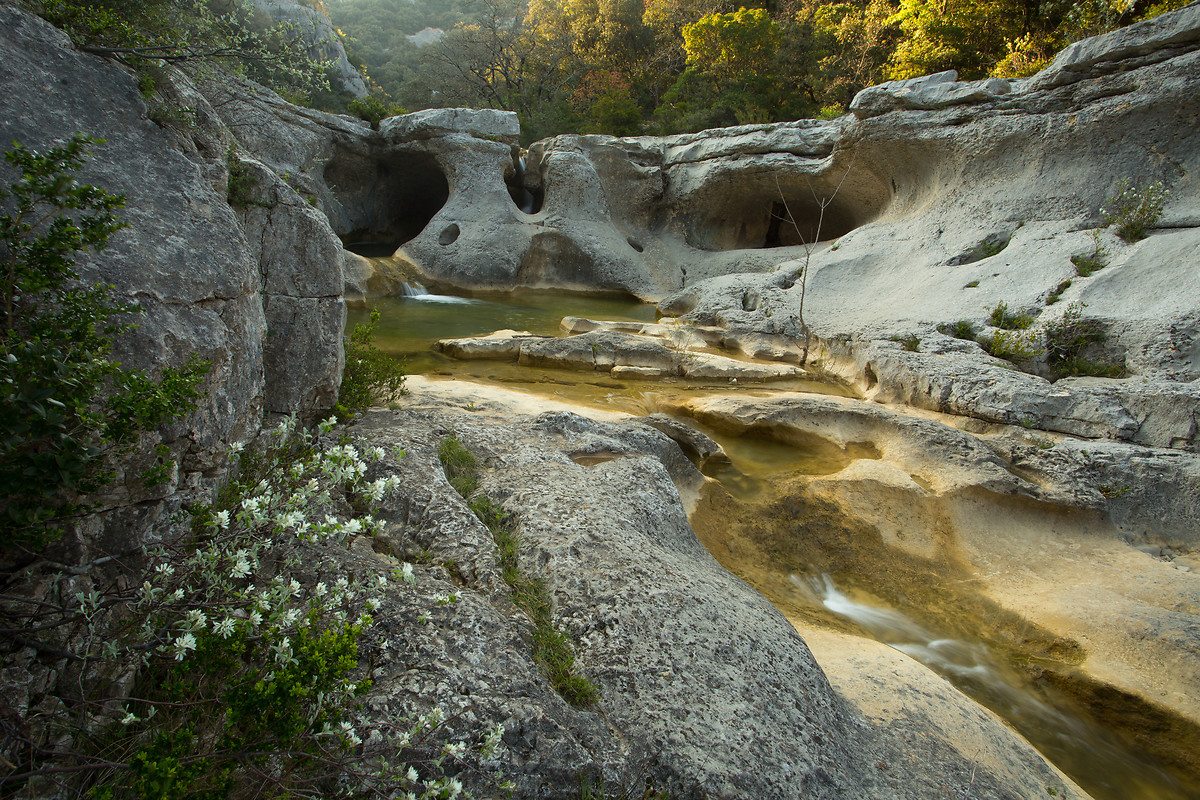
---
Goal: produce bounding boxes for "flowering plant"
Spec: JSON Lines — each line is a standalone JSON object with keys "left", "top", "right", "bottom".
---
{"left": 2, "top": 416, "right": 504, "bottom": 799}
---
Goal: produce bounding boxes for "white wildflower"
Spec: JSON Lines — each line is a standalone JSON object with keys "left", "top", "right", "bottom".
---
{"left": 367, "top": 446, "right": 386, "bottom": 461}
{"left": 272, "top": 636, "right": 294, "bottom": 665}
{"left": 212, "top": 509, "right": 231, "bottom": 529}
{"left": 173, "top": 632, "right": 197, "bottom": 661}
{"left": 120, "top": 711, "right": 139, "bottom": 726}
{"left": 401, "top": 563, "right": 415, "bottom": 584}
{"left": 230, "top": 552, "right": 251, "bottom": 580}
{"left": 443, "top": 741, "right": 466, "bottom": 759}
{"left": 314, "top": 581, "right": 328, "bottom": 597}
{"left": 366, "top": 597, "right": 382, "bottom": 611}
{"left": 184, "top": 609, "right": 208, "bottom": 631}
{"left": 249, "top": 610, "right": 263, "bottom": 628}
{"left": 213, "top": 617, "right": 237, "bottom": 639}
{"left": 154, "top": 562, "right": 175, "bottom": 576}
{"left": 406, "top": 767, "right": 419, "bottom": 784}
{"left": 339, "top": 721, "right": 362, "bottom": 746}
{"left": 276, "top": 510, "right": 304, "bottom": 530}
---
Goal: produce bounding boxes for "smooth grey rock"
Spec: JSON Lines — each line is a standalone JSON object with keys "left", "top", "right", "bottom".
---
{"left": 379, "top": 108, "right": 521, "bottom": 143}
{"left": 440, "top": 329, "right": 806, "bottom": 382}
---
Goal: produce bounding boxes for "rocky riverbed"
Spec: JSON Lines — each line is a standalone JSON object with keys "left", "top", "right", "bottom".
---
{"left": 2, "top": 1, "right": 1198, "bottom": 797}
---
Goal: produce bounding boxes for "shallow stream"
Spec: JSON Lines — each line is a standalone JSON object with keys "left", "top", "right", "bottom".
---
{"left": 351, "top": 288, "right": 1196, "bottom": 800}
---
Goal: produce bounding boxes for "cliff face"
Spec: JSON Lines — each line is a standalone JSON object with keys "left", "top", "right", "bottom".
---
{"left": 0, "top": 7, "right": 347, "bottom": 542}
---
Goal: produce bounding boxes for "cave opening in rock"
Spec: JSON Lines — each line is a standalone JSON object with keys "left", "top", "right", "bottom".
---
{"left": 326, "top": 150, "right": 450, "bottom": 256}
{"left": 683, "top": 168, "right": 886, "bottom": 252}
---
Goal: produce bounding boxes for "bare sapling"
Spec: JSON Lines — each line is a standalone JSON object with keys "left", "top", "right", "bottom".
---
{"left": 773, "top": 157, "right": 854, "bottom": 363}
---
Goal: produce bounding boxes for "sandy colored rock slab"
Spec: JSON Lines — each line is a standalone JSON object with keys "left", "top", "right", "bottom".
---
{"left": 436, "top": 329, "right": 539, "bottom": 360}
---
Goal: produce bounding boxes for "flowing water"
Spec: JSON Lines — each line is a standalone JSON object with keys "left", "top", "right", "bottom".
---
{"left": 351, "top": 288, "right": 1197, "bottom": 800}
{"left": 790, "top": 574, "right": 1193, "bottom": 800}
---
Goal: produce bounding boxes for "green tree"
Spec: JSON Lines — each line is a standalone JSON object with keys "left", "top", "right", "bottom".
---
{"left": 38, "top": 0, "right": 333, "bottom": 96}
{"left": 682, "top": 7, "right": 782, "bottom": 78}
{"left": 803, "top": 0, "right": 899, "bottom": 109}
{"left": 0, "top": 135, "right": 208, "bottom": 547}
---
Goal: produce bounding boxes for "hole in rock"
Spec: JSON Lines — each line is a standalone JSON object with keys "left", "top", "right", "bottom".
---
{"left": 325, "top": 150, "right": 449, "bottom": 254}
{"left": 507, "top": 152, "right": 543, "bottom": 214}
{"left": 947, "top": 232, "right": 1012, "bottom": 266}
{"left": 438, "top": 224, "right": 460, "bottom": 246}
{"left": 627, "top": 238, "right": 644, "bottom": 253}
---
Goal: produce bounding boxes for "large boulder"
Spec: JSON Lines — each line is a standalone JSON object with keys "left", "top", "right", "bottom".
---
{"left": 344, "top": 389, "right": 1088, "bottom": 800}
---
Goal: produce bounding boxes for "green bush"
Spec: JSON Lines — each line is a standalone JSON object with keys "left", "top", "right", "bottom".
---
{"left": 347, "top": 93, "right": 406, "bottom": 129}
{"left": 942, "top": 319, "right": 977, "bottom": 340}
{"left": 336, "top": 308, "right": 406, "bottom": 417}
{"left": 988, "top": 301, "right": 1035, "bottom": 330}
{"left": 226, "top": 149, "right": 258, "bottom": 208}
{"left": 982, "top": 329, "right": 1043, "bottom": 362}
{"left": 0, "top": 135, "right": 207, "bottom": 548}
{"left": 1071, "top": 232, "right": 1108, "bottom": 276}
{"left": 1101, "top": 180, "right": 1167, "bottom": 243}
{"left": 9, "top": 417, "right": 501, "bottom": 797}
{"left": 1045, "top": 279, "right": 1072, "bottom": 305}
{"left": 1043, "top": 301, "right": 1125, "bottom": 379}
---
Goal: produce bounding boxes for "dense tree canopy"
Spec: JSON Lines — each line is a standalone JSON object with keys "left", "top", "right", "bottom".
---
{"left": 324, "top": 0, "right": 1189, "bottom": 140}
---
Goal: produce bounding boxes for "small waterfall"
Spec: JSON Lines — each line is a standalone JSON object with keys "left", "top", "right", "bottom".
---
{"left": 399, "top": 281, "right": 478, "bottom": 304}
{"left": 510, "top": 155, "right": 541, "bottom": 214}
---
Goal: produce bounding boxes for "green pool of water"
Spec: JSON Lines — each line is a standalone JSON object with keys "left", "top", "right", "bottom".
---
{"left": 347, "top": 290, "right": 659, "bottom": 374}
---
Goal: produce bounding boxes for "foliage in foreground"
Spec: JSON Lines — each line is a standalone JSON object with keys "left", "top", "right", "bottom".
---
{"left": 337, "top": 307, "right": 407, "bottom": 417}
{"left": 438, "top": 435, "right": 600, "bottom": 707}
{"left": 1, "top": 417, "right": 505, "bottom": 798}
{"left": 0, "top": 135, "right": 208, "bottom": 547}
{"left": 1042, "top": 301, "right": 1124, "bottom": 379}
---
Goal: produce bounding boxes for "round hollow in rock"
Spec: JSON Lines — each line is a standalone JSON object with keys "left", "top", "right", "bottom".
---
{"left": 326, "top": 150, "right": 449, "bottom": 253}
{"left": 439, "top": 224, "right": 461, "bottom": 246}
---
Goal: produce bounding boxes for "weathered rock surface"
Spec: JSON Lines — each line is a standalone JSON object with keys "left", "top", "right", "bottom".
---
{"left": 340, "top": 387, "right": 1086, "bottom": 799}
{"left": 437, "top": 329, "right": 807, "bottom": 382}
{"left": 670, "top": 390, "right": 1200, "bottom": 764}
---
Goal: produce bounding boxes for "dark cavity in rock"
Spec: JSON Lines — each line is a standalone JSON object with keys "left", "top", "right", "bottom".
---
{"left": 326, "top": 149, "right": 449, "bottom": 253}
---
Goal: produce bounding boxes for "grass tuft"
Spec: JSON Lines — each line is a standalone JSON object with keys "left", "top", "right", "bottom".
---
{"left": 439, "top": 437, "right": 600, "bottom": 707}
{"left": 988, "top": 301, "right": 1035, "bottom": 330}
